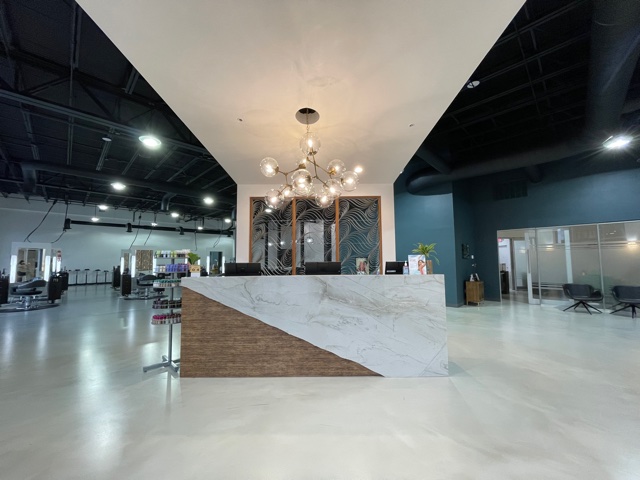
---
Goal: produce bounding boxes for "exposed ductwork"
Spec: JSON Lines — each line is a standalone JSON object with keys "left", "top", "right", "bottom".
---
{"left": 160, "top": 193, "right": 176, "bottom": 212}
{"left": 19, "top": 161, "right": 234, "bottom": 206}
{"left": 407, "top": 0, "right": 640, "bottom": 194}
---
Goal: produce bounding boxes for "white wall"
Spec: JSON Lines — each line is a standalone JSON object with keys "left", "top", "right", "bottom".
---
{"left": 236, "top": 183, "right": 396, "bottom": 263}
{"left": 0, "top": 198, "right": 234, "bottom": 273}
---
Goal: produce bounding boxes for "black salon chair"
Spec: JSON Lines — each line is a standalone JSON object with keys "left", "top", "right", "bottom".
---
{"left": 562, "top": 283, "right": 603, "bottom": 314}
{"left": 611, "top": 285, "right": 640, "bottom": 318}
{"left": 136, "top": 274, "right": 156, "bottom": 298}
{"left": 9, "top": 279, "right": 47, "bottom": 309}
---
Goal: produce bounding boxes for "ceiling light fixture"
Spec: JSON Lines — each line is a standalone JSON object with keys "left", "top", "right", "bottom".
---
{"left": 354, "top": 166, "right": 364, "bottom": 174}
{"left": 98, "top": 204, "right": 109, "bottom": 211}
{"left": 264, "top": 208, "right": 273, "bottom": 213}
{"left": 91, "top": 206, "right": 99, "bottom": 222}
{"left": 91, "top": 217, "right": 99, "bottom": 222}
{"left": 203, "top": 197, "right": 214, "bottom": 205}
{"left": 224, "top": 218, "right": 232, "bottom": 224}
{"left": 197, "top": 226, "right": 203, "bottom": 231}
{"left": 151, "top": 222, "right": 158, "bottom": 227}
{"left": 101, "top": 136, "right": 112, "bottom": 142}
{"left": 170, "top": 212, "right": 180, "bottom": 218}
{"left": 603, "top": 135, "right": 632, "bottom": 150}
{"left": 259, "top": 108, "right": 360, "bottom": 209}
{"left": 466, "top": 80, "right": 480, "bottom": 89}
{"left": 139, "top": 135, "right": 162, "bottom": 149}
{"left": 111, "top": 182, "right": 126, "bottom": 191}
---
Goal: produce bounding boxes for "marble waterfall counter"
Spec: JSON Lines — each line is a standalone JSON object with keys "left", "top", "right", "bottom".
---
{"left": 180, "top": 275, "right": 448, "bottom": 377}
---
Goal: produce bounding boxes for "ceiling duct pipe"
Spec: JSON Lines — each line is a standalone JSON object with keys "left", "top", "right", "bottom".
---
{"left": 407, "top": 0, "right": 640, "bottom": 194}
{"left": 160, "top": 193, "right": 176, "bottom": 212}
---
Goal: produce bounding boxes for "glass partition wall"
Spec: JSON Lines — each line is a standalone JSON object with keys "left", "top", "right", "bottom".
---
{"left": 251, "top": 197, "right": 382, "bottom": 275}
{"left": 500, "top": 221, "right": 640, "bottom": 309}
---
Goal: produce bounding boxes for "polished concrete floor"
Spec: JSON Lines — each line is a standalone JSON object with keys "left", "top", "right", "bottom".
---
{"left": 1, "top": 285, "right": 639, "bottom": 479}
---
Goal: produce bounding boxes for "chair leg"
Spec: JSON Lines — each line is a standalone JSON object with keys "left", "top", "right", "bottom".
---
{"left": 610, "top": 304, "right": 631, "bottom": 315}
{"left": 564, "top": 302, "right": 580, "bottom": 312}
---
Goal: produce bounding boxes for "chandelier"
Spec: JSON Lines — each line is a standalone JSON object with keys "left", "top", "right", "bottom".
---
{"left": 260, "top": 108, "right": 360, "bottom": 209}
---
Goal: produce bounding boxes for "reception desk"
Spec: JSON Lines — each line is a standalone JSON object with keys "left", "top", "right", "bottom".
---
{"left": 180, "top": 275, "right": 448, "bottom": 378}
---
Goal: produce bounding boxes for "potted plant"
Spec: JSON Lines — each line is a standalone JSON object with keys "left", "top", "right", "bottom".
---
{"left": 187, "top": 252, "right": 201, "bottom": 275}
{"left": 412, "top": 242, "right": 439, "bottom": 274}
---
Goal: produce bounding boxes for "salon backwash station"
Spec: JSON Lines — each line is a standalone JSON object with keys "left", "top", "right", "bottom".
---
{"left": 180, "top": 275, "right": 448, "bottom": 377}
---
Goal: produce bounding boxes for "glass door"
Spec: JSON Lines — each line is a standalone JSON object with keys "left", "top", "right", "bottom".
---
{"left": 525, "top": 229, "right": 540, "bottom": 305}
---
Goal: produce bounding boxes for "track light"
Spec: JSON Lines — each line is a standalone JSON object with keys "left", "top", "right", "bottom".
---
{"left": 126, "top": 223, "right": 133, "bottom": 233}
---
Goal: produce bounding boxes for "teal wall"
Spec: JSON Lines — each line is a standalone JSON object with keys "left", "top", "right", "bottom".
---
{"left": 394, "top": 189, "right": 459, "bottom": 306}
{"left": 395, "top": 165, "right": 640, "bottom": 305}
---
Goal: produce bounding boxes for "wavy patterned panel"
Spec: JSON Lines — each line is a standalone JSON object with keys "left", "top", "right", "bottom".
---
{"left": 294, "top": 199, "right": 336, "bottom": 272}
{"left": 251, "top": 197, "right": 381, "bottom": 275}
{"left": 338, "top": 198, "right": 381, "bottom": 275}
{"left": 251, "top": 199, "right": 293, "bottom": 275}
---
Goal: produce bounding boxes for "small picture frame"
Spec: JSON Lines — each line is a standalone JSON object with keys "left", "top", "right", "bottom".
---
{"left": 356, "top": 257, "right": 369, "bottom": 275}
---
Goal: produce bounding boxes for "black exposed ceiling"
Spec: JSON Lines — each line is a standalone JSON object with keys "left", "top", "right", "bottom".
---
{"left": 1, "top": 0, "right": 639, "bottom": 212}
{"left": 404, "top": 0, "right": 640, "bottom": 192}
{"left": 0, "top": 0, "right": 236, "bottom": 220}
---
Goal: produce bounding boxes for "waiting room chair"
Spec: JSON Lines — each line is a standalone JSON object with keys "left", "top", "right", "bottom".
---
{"left": 562, "top": 283, "right": 603, "bottom": 314}
{"left": 610, "top": 285, "right": 640, "bottom": 318}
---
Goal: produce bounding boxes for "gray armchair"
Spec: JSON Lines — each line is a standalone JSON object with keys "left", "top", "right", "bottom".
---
{"left": 562, "top": 283, "right": 603, "bottom": 314}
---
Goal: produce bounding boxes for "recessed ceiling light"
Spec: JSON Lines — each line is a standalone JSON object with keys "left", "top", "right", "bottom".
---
{"left": 170, "top": 212, "right": 180, "bottom": 218}
{"left": 138, "top": 135, "right": 162, "bottom": 149}
{"left": 264, "top": 208, "right": 273, "bottom": 213}
{"left": 466, "top": 80, "right": 480, "bottom": 89}
{"left": 409, "top": 123, "right": 415, "bottom": 128}
{"left": 354, "top": 166, "right": 363, "bottom": 173}
{"left": 224, "top": 218, "right": 232, "bottom": 223}
{"left": 91, "top": 217, "right": 99, "bottom": 222}
{"left": 603, "top": 135, "right": 632, "bottom": 149}
{"left": 111, "top": 182, "right": 126, "bottom": 191}
{"left": 151, "top": 222, "right": 158, "bottom": 227}
{"left": 203, "top": 197, "right": 214, "bottom": 205}
{"left": 97, "top": 204, "right": 109, "bottom": 211}
{"left": 197, "top": 226, "right": 203, "bottom": 231}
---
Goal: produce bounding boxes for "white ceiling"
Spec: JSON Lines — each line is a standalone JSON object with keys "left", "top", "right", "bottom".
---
{"left": 77, "top": 0, "right": 523, "bottom": 186}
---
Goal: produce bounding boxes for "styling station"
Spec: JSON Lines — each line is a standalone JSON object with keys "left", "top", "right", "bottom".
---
{"left": 180, "top": 275, "right": 448, "bottom": 378}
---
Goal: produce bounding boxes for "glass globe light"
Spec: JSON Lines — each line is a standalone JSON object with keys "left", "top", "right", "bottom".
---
{"left": 315, "top": 192, "right": 333, "bottom": 208}
{"left": 280, "top": 184, "right": 294, "bottom": 199}
{"left": 341, "top": 171, "right": 359, "bottom": 191}
{"left": 260, "top": 157, "right": 279, "bottom": 177}
{"left": 265, "top": 189, "right": 284, "bottom": 209}
{"left": 327, "top": 159, "right": 346, "bottom": 176}
{"left": 325, "top": 179, "right": 343, "bottom": 197}
{"left": 291, "top": 168, "right": 312, "bottom": 194}
{"left": 300, "top": 132, "right": 321, "bottom": 155}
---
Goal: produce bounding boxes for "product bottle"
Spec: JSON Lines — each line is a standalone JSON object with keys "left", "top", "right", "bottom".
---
{"left": 403, "top": 261, "right": 409, "bottom": 275}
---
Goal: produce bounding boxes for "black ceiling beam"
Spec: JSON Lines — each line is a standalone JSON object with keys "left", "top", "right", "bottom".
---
{"left": 167, "top": 157, "right": 199, "bottom": 182}
{"left": 69, "top": 219, "right": 233, "bottom": 235}
{"left": 494, "top": 0, "right": 587, "bottom": 48}
{"left": 144, "top": 146, "right": 177, "bottom": 179}
{"left": 0, "top": 89, "right": 211, "bottom": 156}
{"left": 471, "top": 34, "right": 588, "bottom": 86}
{"left": 19, "top": 160, "right": 235, "bottom": 206}
{"left": 0, "top": 46, "right": 167, "bottom": 111}
{"left": 444, "top": 62, "right": 587, "bottom": 120}
{"left": 432, "top": 83, "right": 584, "bottom": 138}
{"left": 0, "top": 177, "right": 232, "bottom": 216}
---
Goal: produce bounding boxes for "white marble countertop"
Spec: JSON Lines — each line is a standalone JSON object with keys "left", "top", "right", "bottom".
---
{"left": 182, "top": 275, "right": 448, "bottom": 377}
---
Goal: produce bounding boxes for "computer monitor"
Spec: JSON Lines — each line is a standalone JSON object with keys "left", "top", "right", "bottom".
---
{"left": 304, "top": 262, "right": 341, "bottom": 275}
{"left": 384, "top": 261, "right": 405, "bottom": 275}
{"left": 224, "top": 262, "right": 262, "bottom": 276}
